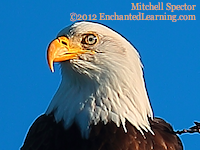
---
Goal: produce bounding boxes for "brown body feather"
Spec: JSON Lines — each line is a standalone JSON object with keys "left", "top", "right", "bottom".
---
{"left": 21, "top": 114, "right": 183, "bottom": 150}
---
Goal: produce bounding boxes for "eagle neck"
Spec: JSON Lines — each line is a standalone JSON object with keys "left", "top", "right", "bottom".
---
{"left": 46, "top": 61, "right": 153, "bottom": 138}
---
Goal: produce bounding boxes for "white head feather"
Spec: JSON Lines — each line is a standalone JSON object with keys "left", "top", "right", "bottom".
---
{"left": 46, "top": 21, "right": 153, "bottom": 138}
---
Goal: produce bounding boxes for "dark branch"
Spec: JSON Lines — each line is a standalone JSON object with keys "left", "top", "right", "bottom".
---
{"left": 175, "top": 122, "right": 200, "bottom": 135}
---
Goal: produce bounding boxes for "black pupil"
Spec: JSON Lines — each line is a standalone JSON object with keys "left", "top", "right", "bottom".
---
{"left": 89, "top": 37, "right": 93, "bottom": 41}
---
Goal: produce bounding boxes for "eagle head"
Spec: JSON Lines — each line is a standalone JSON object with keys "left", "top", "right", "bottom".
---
{"left": 46, "top": 21, "right": 153, "bottom": 138}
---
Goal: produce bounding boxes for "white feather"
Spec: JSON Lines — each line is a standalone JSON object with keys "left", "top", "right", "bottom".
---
{"left": 46, "top": 22, "right": 154, "bottom": 138}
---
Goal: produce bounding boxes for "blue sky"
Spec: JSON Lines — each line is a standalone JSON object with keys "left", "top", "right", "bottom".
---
{"left": 0, "top": 0, "right": 199, "bottom": 149}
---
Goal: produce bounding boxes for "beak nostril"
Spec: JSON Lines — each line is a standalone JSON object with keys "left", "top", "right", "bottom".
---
{"left": 61, "top": 41, "right": 67, "bottom": 46}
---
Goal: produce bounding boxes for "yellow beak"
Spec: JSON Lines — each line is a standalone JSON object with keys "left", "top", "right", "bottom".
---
{"left": 47, "top": 36, "right": 90, "bottom": 72}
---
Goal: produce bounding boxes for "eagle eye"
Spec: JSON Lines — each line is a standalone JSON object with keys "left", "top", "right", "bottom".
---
{"left": 81, "top": 34, "right": 97, "bottom": 45}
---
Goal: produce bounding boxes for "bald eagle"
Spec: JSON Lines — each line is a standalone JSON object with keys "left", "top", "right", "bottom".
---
{"left": 21, "top": 21, "right": 183, "bottom": 150}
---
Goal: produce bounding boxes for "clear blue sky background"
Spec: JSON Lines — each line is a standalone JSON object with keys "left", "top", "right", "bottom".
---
{"left": 0, "top": 0, "right": 199, "bottom": 149}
